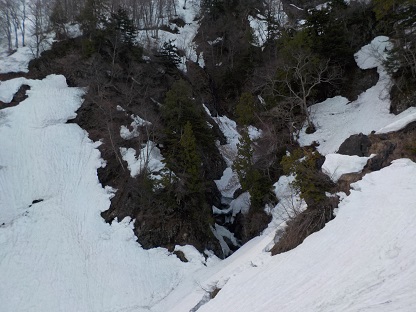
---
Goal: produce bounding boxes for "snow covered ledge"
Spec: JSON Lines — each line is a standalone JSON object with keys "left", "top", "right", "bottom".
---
{"left": 298, "top": 36, "right": 416, "bottom": 155}
{"left": 322, "top": 153, "right": 375, "bottom": 182}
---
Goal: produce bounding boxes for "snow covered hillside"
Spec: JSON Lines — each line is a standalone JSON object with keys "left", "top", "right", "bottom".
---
{"left": 1, "top": 6, "right": 416, "bottom": 312}
{"left": 0, "top": 75, "right": 209, "bottom": 312}
{"left": 187, "top": 159, "right": 416, "bottom": 312}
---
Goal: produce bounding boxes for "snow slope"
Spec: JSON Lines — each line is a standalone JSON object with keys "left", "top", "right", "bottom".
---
{"left": 299, "top": 36, "right": 416, "bottom": 155}
{"left": 0, "top": 75, "right": 206, "bottom": 312}
{"left": 193, "top": 158, "right": 416, "bottom": 312}
{"left": 1, "top": 24, "right": 416, "bottom": 312}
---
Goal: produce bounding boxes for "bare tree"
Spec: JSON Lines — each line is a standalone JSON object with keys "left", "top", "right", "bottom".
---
{"left": 28, "top": 0, "right": 49, "bottom": 57}
{"left": 254, "top": 31, "right": 340, "bottom": 131}
{"left": 275, "top": 50, "right": 337, "bottom": 129}
{"left": 0, "top": 0, "right": 13, "bottom": 52}
{"left": 18, "top": 0, "right": 26, "bottom": 46}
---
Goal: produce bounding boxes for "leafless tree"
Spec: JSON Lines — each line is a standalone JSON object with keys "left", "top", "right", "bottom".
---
{"left": 0, "top": 0, "right": 13, "bottom": 52}
{"left": 28, "top": 0, "right": 48, "bottom": 57}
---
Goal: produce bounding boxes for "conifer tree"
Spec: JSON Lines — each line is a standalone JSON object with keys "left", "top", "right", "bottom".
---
{"left": 233, "top": 127, "right": 265, "bottom": 209}
{"left": 179, "top": 121, "right": 202, "bottom": 194}
{"left": 233, "top": 127, "right": 254, "bottom": 193}
{"left": 78, "top": 0, "right": 107, "bottom": 38}
{"left": 236, "top": 92, "right": 256, "bottom": 126}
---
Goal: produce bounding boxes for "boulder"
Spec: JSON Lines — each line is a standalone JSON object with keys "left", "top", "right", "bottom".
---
{"left": 338, "top": 133, "right": 371, "bottom": 156}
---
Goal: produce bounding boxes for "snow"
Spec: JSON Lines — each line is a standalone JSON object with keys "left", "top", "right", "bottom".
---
{"left": 0, "top": 77, "right": 27, "bottom": 102}
{"left": 2, "top": 24, "right": 416, "bottom": 312}
{"left": 211, "top": 223, "right": 239, "bottom": 257}
{"left": 0, "top": 22, "right": 54, "bottom": 74}
{"left": 377, "top": 111, "right": 416, "bottom": 134}
{"left": 137, "top": 0, "right": 203, "bottom": 72}
{"left": 248, "top": 15, "right": 268, "bottom": 47}
{"left": 0, "top": 46, "right": 34, "bottom": 73}
{"left": 0, "top": 74, "right": 205, "bottom": 312}
{"left": 214, "top": 167, "right": 240, "bottom": 198}
{"left": 229, "top": 192, "right": 251, "bottom": 217}
{"left": 193, "top": 159, "right": 416, "bottom": 312}
{"left": 204, "top": 105, "right": 262, "bottom": 199}
{"left": 120, "top": 114, "right": 152, "bottom": 140}
{"left": 322, "top": 153, "right": 375, "bottom": 182}
{"left": 298, "top": 36, "right": 416, "bottom": 155}
{"left": 267, "top": 175, "right": 306, "bottom": 228}
{"left": 120, "top": 141, "right": 165, "bottom": 178}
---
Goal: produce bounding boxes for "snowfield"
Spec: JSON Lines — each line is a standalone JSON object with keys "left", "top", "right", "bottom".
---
{"left": 192, "top": 158, "right": 416, "bottom": 312}
{"left": 1, "top": 24, "right": 416, "bottom": 312}
{"left": 0, "top": 75, "right": 206, "bottom": 312}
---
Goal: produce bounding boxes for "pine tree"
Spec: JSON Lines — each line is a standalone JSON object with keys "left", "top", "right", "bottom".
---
{"left": 232, "top": 127, "right": 254, "bottom": 192}
{"left": 78, "top": 0, "right": 107, "bottom": 38}
{"left": 158, "top": 40, "right": 182, "bottom": 67}
{"left": 232, "top": 127, "right": 267, "bottom": 209}
{"left": 179, "top": 122, "right": 202, "bottom": 194}
{"left": 236, "top": 92, "right": 256, "bottom": 126}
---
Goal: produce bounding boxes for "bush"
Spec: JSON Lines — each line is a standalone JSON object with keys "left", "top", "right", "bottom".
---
{"left": 281, "top": 148, "right": 333, "bottom": 207}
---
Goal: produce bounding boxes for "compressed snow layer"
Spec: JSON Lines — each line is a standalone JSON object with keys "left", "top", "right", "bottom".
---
{"left": 354, "top": 36, "right": 392, "bottom": 69}
{"left": 322, "top": 153, "right": 375, "bottom": 182}
{"left": 377, "top": 111, "right": 416, "bottom": 134}
{"left": 195, "top": 159, "right": 416, "bottom": 312}
{"left": 0, "top": 75, "right": 204, "bottom": 312}
{"left": 298, "top": 36, "right": 416, "bottom": 155}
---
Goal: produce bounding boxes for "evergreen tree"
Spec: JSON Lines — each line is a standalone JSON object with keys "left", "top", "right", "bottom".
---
{"left": 233, "top": 128, "right": 254, "bottom": 192}
{"left": 158, "top": 39, "right": 182, "bottom": 68}
{"left": 179, "top": 122, "right": 202, "bottom": 194}
{"left": 162, "top": 79, "right": 214, "bottom": 150}
{"left": 232, "top": 127, "right": 266, "bottom": 208}
{"left": 108, "top": 8, "right": 138, "bottom": 47}
{"left": 78, "top": 0, "right": 107, "bottom": 38}
{"left": 236, "top": 92, "right": 256, "bottom": 126}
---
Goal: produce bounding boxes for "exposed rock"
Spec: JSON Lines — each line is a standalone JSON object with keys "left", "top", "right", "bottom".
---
{"left": 390, "top": 85, "right": 416, "bottom": 114}
{"left": 366, "top": 141, "right": 396, "bottom": 171}
{"left": 341, "top": 67, "right": 379, "bottom": 102}
{"left": 173, "top": 250, "right": 189, "bottom": 263}
{"left": 338, "top": 133, "right": 372, "bottom": 156}
{"left": 337, "top": 172, "right": 364, "bottom": 195}
{"left": 0, "top": 84, "right": 30, "bottom": 109}
{"left": 233, "top": 210, "right": 272, "bottom": 243}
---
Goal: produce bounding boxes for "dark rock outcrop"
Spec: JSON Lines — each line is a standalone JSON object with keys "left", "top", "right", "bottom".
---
{"left": 338, "top": 133, "right": 372, "bottom": 156}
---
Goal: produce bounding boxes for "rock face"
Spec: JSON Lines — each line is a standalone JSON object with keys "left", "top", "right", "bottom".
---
{"left": 366, "top": 140, "right": 396, "bottom": 171}
{"left": 338, "top": 133, "right": 372, "bottom": 156}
